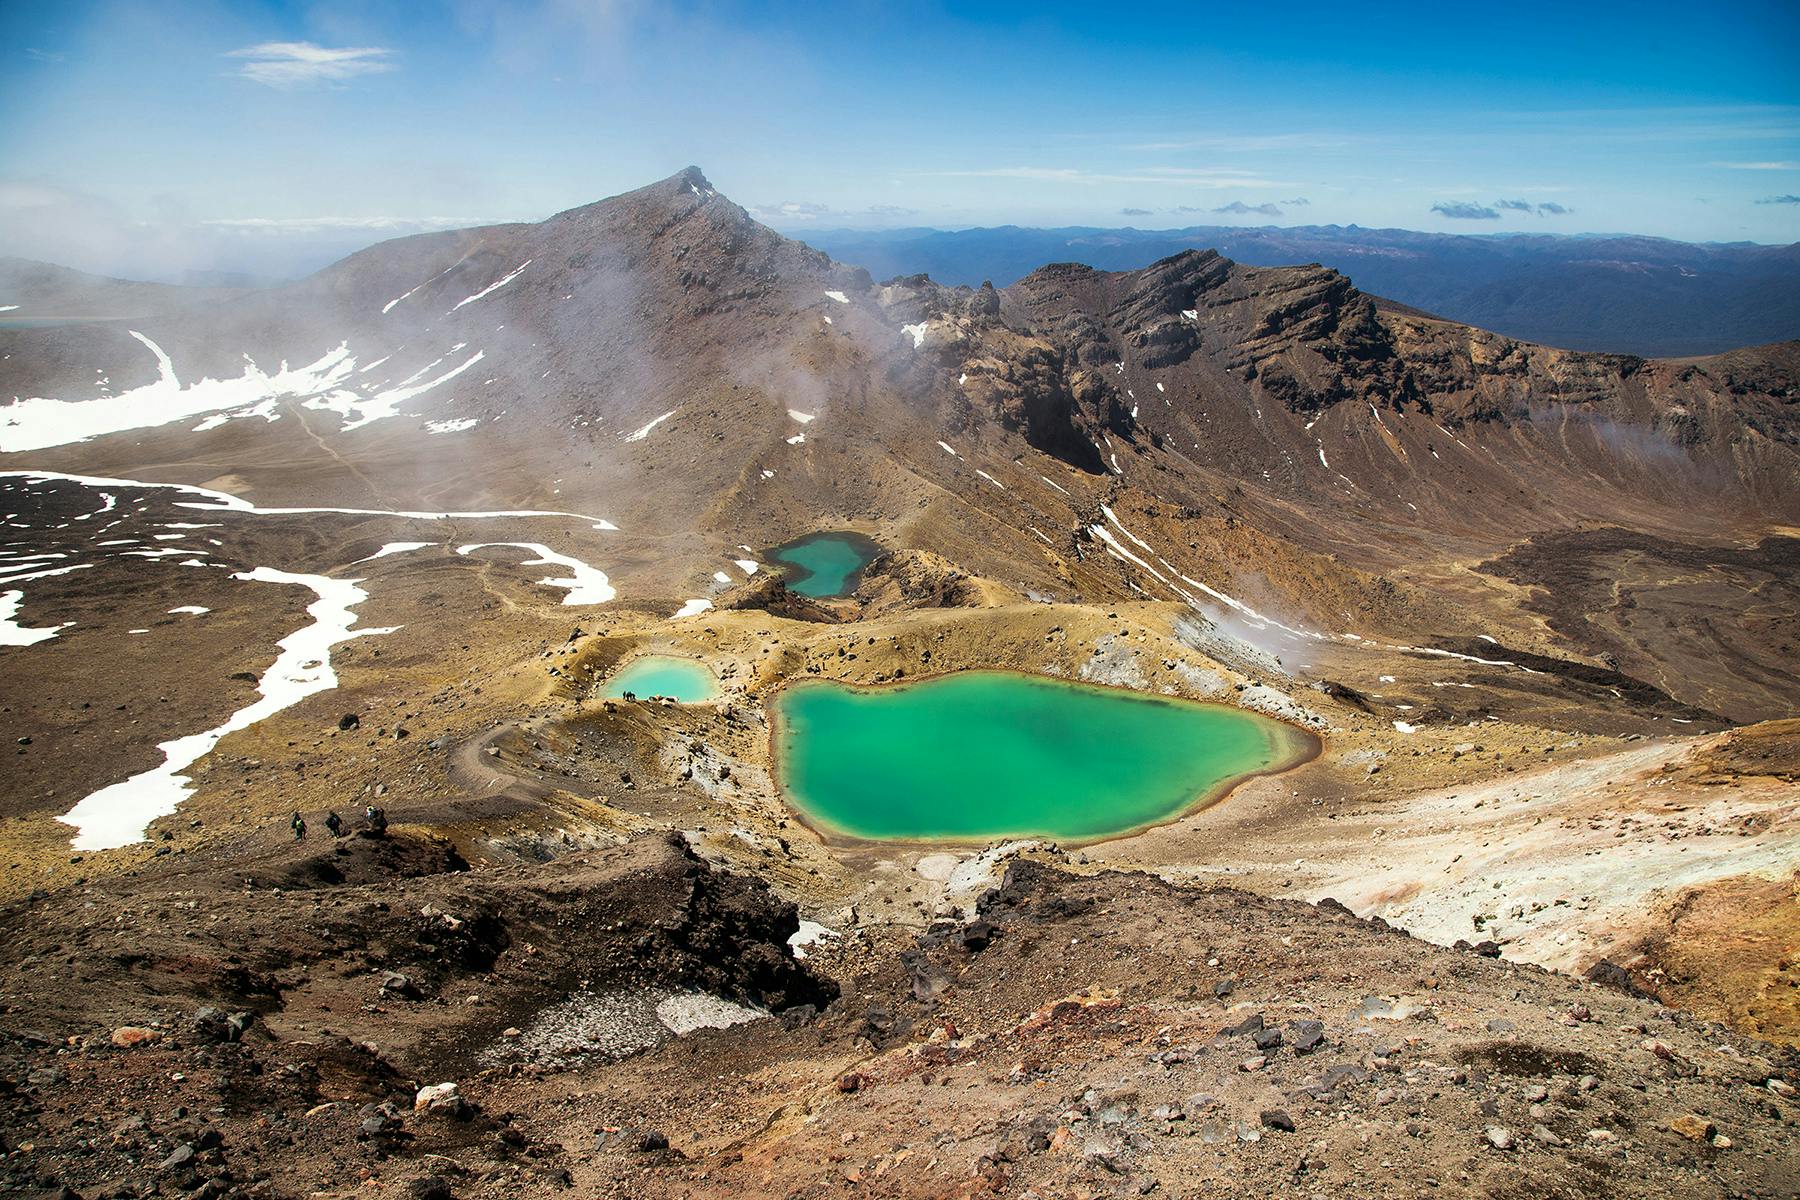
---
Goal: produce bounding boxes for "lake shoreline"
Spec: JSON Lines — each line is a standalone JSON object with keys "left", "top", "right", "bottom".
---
{"left": 761, "top": 529, "right": 883, "bottom": 598}
{"left": 765, "top": 667, "right": 1322, "bottom": 849}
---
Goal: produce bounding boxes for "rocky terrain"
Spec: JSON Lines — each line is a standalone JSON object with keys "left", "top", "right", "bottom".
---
{"left": 2, "top": 837, "right": 1795, "bottom": 1199}
{"left": 799, "top": 223, "right": 1800, "bottom": 357}
{"left": 1, "top": 169, "right": 1796, "bottom": 1197}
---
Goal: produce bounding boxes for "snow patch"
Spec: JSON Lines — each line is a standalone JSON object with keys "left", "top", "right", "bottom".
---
{"left": 58, "top": 570, "right": 397, "bottom": 849}
{"left": 653, "top": 992, "right": 765, "bottom": 1035}
{"left": 0, "top": 473, "right": 627, "bottom": 534}
{"left": 308, "top": 348, "right": 485, "bottom": 432}
{"left": 0, "top": 590, "right": 69, "bottom": 646}
{"left": 456, "top": 543, "right": 615, "bottom": 605}
{"left": 788, "top": 920, "right": 839, "bottom": 960}
{"left": 450, "top": 260, "right": 531, "bottom": 311}
{"left": 0, "top": 333, "right": 362, "bottom": 453}
{"left": 624, "top": 410, "right": 675, "bottom": 442}
{"left": 383, "top": 263, "right": 458, "bottom": 314}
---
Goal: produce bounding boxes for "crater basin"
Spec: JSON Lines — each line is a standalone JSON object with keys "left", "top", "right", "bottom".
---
{"left": 773, "top": 670, "right": 1313, "bottom": 843}
{"left": 602, "top": 655, "right": 719, "bottom": 703}
{"left": 765, "top": 531, "right": 880, "bottom": 598}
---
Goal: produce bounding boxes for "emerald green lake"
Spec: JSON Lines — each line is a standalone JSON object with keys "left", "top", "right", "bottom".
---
{"left": 766, "top": 531, "right": 880, "bottom": 598}
{"left": 773, "top": 671, "right": 1312, "bottom": 842}
{"left": 602, "top": 655, "right": 718, "bottom": 702}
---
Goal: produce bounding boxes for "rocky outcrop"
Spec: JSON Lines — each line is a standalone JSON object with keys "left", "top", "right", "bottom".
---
{"left": 723, "top": 574, "right": 846, "bottom": 623}
{"left": 0, "top": 832, "right": 835, "bottom": 1040}
{"left": 856, "top": 549, "right": 987, "bottom": 613}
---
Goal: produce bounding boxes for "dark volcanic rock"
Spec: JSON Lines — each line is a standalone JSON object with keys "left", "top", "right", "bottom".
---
{"left": 1585, "top": 958, "right": 1654, "bottom": 998}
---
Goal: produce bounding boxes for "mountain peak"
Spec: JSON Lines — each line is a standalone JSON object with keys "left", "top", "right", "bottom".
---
{"left": 671, "top": 165, "right": 713, "bottom": 193}
{"left": 546, "top": 166, "right": 722, "bottom": 227}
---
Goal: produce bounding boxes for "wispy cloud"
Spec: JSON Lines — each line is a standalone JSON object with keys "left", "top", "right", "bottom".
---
{"left": 1120, "top": 207, "right": 1153, "bottom": 216}
{"left": 924, "top": 166, "right": 1283, "bottom": 189}
{"left": 25, "top": 48, "right": 65, "bottom": 63}
{"left": 227, "top": 42, "right": 395, "bottom": 88}
{"left": 750, "top": 201, "right": 831, "bottom": 221}
{"left": 1710, "top": 160, "right": 1800, "bottom": 170}
{"left": 1756, "top": 194, "right": 1800, "bottom": 205}
{"left": 202, "top": 215, "right": 490, "bottom": 232}
{"left": 1284, "top": 196, "right": 1311, "bottom": 206}
{"left": 748, "top": 201, "right": 919, "bottom": 223}
{"left": 1118, "top": 132, "right": 1353, "bottom": 153}
{"left": 1214, "top": 201, "right": 1283, "bottom": 216}
{"left": 1494, "top": 197, "right": 1574, "bottom": 216}
{"left": 1431, "top": 200, "right": 1501, "bottom": 220}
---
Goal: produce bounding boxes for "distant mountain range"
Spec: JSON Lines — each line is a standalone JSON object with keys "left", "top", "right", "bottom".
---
{"left": 797, "top": 225, "right": 1800, "bottom": 357}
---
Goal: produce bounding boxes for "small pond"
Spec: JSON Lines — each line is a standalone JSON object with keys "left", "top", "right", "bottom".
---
{"left": 602, "top": 655, "right": 719, "bottom": 703}
{"left": 772, "top": 670, "right": 1313, "bottom": 842}
{"left": 764, "top": 531, "right": 880, "bottom": 598}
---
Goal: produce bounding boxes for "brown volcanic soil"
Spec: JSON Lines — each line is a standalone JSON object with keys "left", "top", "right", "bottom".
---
{"left": 2, "top": 841, "right": 1796, "bottom": 1200}
{"left": 1, "top": 171, "right": 1798, "bottom": 1198}
{"left": 1475, "top": 529, "right": 1800, "bottom": 723}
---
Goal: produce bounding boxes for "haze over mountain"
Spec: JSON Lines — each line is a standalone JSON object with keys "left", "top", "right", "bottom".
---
{"left": 799, "top": 224, "right": 1800, "bottom": 357}
{"left": 1, "top": 168, "right": 1797, "bottom": 1197}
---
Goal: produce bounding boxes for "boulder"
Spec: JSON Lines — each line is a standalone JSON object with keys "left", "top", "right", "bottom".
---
{"left": 1669, "top": 1114, "right": 1716, "bottom": 1142}
{"left": 415, "top": 1082, "right": 471, "bottom": 1119}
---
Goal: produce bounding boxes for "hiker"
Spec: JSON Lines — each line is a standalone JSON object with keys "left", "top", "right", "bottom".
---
{"left": 364, "top": 804, "right": 387, "bottom": 837}
{"left": 290, "top": 811, "right": 306, "bottom": 841}
{"left": 324, "top": 810, "right": 344, "bottom": 838}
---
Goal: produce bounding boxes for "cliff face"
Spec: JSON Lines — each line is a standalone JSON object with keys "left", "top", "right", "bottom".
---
{"left": 911, "top": 245, "right": 1800, "bottom": 522}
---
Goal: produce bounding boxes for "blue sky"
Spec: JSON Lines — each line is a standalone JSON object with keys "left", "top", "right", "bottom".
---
{"left": 2, "top": 0, "right": 1797, "bottom": 280}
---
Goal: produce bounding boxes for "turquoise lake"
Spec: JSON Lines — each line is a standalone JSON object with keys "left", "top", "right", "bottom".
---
{"left": 602, "top": 655, "right": 719, "bottom": 702}
{"left": 766, "top": 531, "right": 880, "bottom": 598}
{"left": 773, "top": 671, "right": 1312, "bottom": 842}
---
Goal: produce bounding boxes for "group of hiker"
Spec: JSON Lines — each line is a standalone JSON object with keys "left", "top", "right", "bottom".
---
{"left": 289, "top": 803, "right": 387, "bottom": 841}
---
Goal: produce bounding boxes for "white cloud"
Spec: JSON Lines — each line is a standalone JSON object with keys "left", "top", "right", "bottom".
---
{"left": 201, "top": 215, "right": 493, "bottom": 232}
{"left": 748, "top": 201, "right": 919, "bottom": 225}
{"left": 1708, "top": 160, "right": 1800, "bottom": 170}
{"left": 924, "top": 166, "right": 1285, "bottom": 189}
{"left": 1120, "top": 132, "right": 1353, "bottom": 153}
{"left": 226, "top": 41, "right": 395, "bottom": 88}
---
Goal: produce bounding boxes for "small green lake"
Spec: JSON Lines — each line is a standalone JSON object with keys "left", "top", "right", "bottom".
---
{"left": 766, "top": 531, "right": 880, "bottom": 598}
{"left": 602, "top": 655, "right": 719, "bottom": 702}
{"left": 773, "top": 671, "right": 1312, "bottom": 842}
